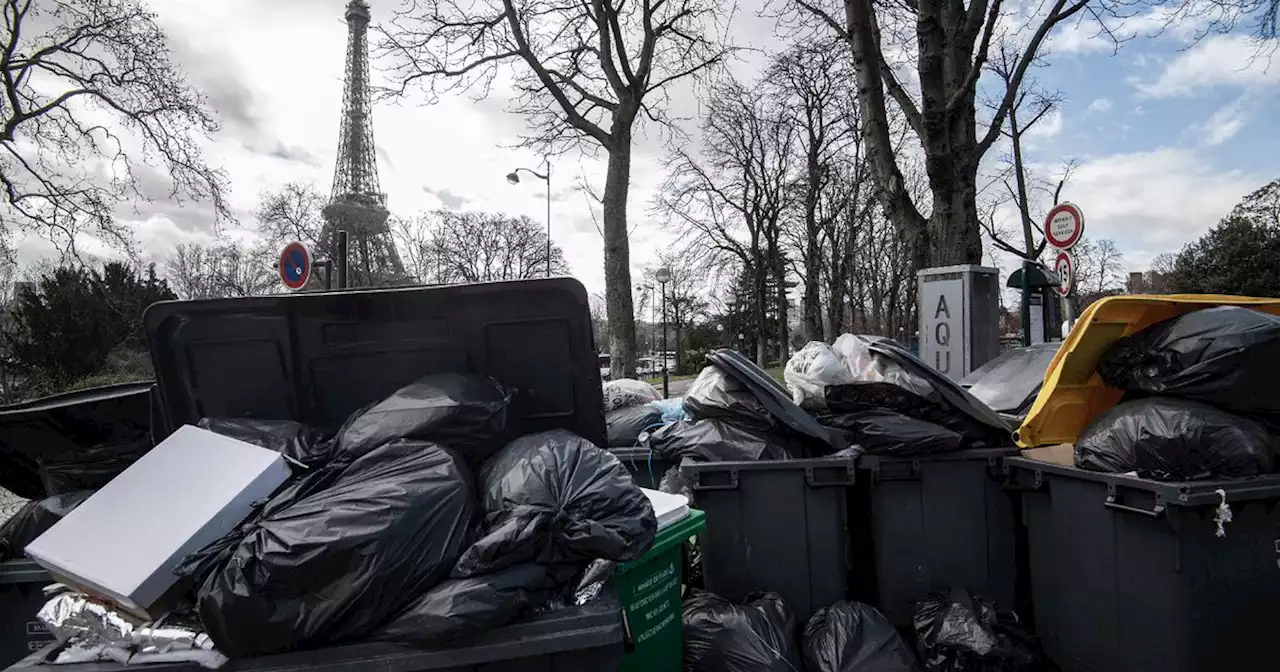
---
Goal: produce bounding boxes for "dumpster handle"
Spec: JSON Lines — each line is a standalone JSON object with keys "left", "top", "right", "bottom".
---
{"left": 807, "top": 464, "right": 857, "bottom": 487}
{"left": 687, "top": 466, "right": 740, "bottom": 491}
{"left": 621, "top": 606, "right": 635, "bottom": 653}
{"left": 1104, "top": 497, "right": 1166, "bottom": 519}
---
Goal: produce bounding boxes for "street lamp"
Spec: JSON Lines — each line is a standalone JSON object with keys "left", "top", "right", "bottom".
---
{"left": 505, "top": 156, "right": 552, "bottom": 277}
{"left": 655, "top": 267, "right": 672, "bottom": 398}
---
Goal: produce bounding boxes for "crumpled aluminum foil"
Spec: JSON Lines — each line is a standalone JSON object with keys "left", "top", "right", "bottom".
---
{"left": 37, "top": 593, "right": 227, "bottom": 669}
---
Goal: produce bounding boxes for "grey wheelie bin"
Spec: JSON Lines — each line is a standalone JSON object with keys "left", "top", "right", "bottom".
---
{"left": 0, "top": 561, "right": 54, "bottom": 668}
{"left": 1008, "top": 457, "right": 1280, "bottom": 672}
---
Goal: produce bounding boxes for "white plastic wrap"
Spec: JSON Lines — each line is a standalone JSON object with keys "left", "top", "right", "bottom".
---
{"left": 602, "top": 378, "right": 663, "bottom": 412}
{"left": 831, "top": 334, "right": 935, "bottom": 398}
{"left": 783, "top": 342, "right": 856, "bottom": 410}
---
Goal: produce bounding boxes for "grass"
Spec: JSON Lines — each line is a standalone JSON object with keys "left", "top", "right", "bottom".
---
{"left": 641, "top": 366, "right": 786, "bottom": 387}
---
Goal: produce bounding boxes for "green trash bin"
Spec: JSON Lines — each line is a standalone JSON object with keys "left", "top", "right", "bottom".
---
{"left": 616, "top": 508, "right": 705, "bottom": 672}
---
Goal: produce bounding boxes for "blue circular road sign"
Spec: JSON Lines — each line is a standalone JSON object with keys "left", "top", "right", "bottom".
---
{"left": 279, "top": 242, "right": 311, "bottom": 290}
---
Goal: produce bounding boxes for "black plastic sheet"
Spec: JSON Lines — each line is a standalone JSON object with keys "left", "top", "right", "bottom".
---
{"left": 189, "top": 439, "right": 476, "bottom": 658}
{"left": 1098, "top": 306, "right": 1280, "bottom": 425}
{"left": 606, "top": 405, "right": 664, "bottom": 448}
{"left": 0, "top": 489, "right": 94, "bottom": 561}
{"left": 826, "top": 383, "right": 1008, "bottom": 448}
{"left": 332, "top": 373, "right": 512, "bottom": 463}
{"left": 0, "top": 383, "right": 152, "bottom": 499}
{"left": 684, "top": 365, "right": 777, "bottom": 432}
{"left": 913, "top": 587, "right": 1038, "bottom": 672}
{"left": 371, "top": 562, "right": 569, "bottom": 647}
{"left": 683, "top": 590, "right": 803, "bottom": 672}
{"left": 197, "top": 418, "right": 332, "bottom": 468}
{"left": 1075, "top": 397, "right": 1275, "bottom": 480}
{"left": 453, "top": 429, "right": 656, "bottom": 578}
{"left": 819, "top": 410, "right": 965, "bottom": 456}
{"left": 644, "top": 419, "right": 802, "bottom": 462}
{"left": 37, "top": 438, "right": 153, "bottom": 496}
{"left": 803, "top": 601, "right": 922, "bottom": 672}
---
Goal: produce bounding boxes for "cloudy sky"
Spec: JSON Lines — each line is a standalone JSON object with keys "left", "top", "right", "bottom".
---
{"left": 11, "top": 0, "right": 1279, "bottom": 296}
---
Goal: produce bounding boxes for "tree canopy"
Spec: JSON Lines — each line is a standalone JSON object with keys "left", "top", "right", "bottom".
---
{"left": 2, "top": 261, "right": 175, "bottom": 397}
{"left": 1169, "top": 179, "right": 1280, "bottom": 297}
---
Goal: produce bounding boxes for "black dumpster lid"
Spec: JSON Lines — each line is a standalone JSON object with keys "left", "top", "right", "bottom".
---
{"left": 143, "top": 278, "right": 605, "bottom": 447}
{"left": 706, "top": 348, "right": 843, "bottom": 449}
{"left": 863, "top": 338, "right": 1014, "bottom": 433}
{"left": 961, "top": 343, "right": 1060, "bottom": 415}
{"left": 1006, "top": 456, "right": 1280, "bottom": 507}
{"left": 1006, "top": 265, "right": 1060, "bottom": 289}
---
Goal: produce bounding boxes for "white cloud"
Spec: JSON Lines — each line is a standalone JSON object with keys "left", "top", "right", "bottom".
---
{"left": 1055, "top": 147, "right": 1263, "bottom": 267}
{"left": 1025, "top": 109, "right": 1064, "bottom": 141}
{"left": 1190, "top": 95, "right": 1256, "bottom": 146}
{"left": 1087, "top": 98, "right": 1113, "bottom": 112}
{"left": 1048, "top": 3, "right": 1220, "bottom": 55}
{"left": 1138, "top": 35, "right": 1280, "bottom": 97}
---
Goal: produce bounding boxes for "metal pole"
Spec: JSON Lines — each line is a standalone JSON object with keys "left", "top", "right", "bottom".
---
{"left": 661, "top": 283, "right": 669, "bottom": 398}
{"left": 545, "top": 157, "right": 552, "bottom": 278}
{"left": 337, "top": 230, "right": 349, "bottom": 289}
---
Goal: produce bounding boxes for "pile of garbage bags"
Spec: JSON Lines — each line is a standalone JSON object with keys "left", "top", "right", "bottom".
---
{"left": 683, "top": 588, "right": 1043, "bottom": 672}
{"left": 791, "top": 335, "right": 1012, "bottom": 456}
{"left": 1082, "top": 306, "right": 1280, "bottom": 480}
{"left": 41, "top": 372, "right": 657, "bottom": 661}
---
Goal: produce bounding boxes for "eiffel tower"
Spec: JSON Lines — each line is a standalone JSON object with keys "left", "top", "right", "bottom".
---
{"left": 321, "top": 0, "right": 405, "bottom": 287}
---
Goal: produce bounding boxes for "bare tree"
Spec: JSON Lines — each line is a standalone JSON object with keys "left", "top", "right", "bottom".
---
{"left": 644, "top": 247, "right": 709, "bottom": 374}
{"left": 255, "top": 183, "right": 329, "bottom": 257}
{"left": 768, "top": 38, "right": 857, "bottom": 342}
{"left": 1071, "top": 237, "right": 1126, "bottom": 310}
{"left": 656, "top": 77, "right": 795, "bottom": 366}
{"left": 378, "top": 0, "right": 732, "bottom": 378}
{"left": 163, "top": 240, "right": 276, "bottom": 300}
{"left": 414, "top": 210, "right": 569, "bottom": 284}
{"left": 790, "top": 0, "right": 1273, "bottom": 272}
{"left": 0, "top": 0, "right": 229, "bottom": 256}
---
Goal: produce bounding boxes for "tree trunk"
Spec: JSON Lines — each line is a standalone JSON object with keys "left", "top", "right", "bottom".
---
{"left": 802, "top": 159, "right": 824, "bottom": 341}
{"left": 602, "top": 134, "right": 638, "bottom": 379}
{"left": 753, "top": 258, "right": 768, "bottom": 367}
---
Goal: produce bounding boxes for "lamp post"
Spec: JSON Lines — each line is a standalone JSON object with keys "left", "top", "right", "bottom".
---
{"left": 505, "top": 156, "right": 552, "bottom": 277}
{"left": 724, "top": 293, "right": 738, "bottom": 349}
{"left": 655, "top": 267, "right": 672, "bottom": 398}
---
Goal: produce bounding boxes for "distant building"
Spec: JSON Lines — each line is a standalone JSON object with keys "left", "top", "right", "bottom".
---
{"left": 1127, "top": 270, "right": 1171, "bottom": 294}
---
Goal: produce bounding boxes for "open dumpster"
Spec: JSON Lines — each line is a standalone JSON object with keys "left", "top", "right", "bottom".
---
{"left": 2, "top": 279, "right": 657, "bottom": 671}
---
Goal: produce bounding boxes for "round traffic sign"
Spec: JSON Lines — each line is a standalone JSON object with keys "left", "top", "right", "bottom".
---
{"left": 279, "top": 242, "right": 311, "bottom": 290}
{"left": 1044, "top": 202, "right": 1085, "bottom": 249}
{"left": 1053, "top": 250, "right": 1074, "bottom": 297}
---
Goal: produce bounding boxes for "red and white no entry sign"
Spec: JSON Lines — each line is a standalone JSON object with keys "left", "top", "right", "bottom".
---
{"left": 1044, "top": 202, "right": 1085, "bottom": 250}
{"left": 1054, "top": 250, "right": 1074, "bottom": 297}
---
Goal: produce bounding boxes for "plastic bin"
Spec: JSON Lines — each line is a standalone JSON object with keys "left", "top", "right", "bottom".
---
{"left": 609, "top": 446, "right": 674, "bottom": 490}
{"left": 7, "top": 591, "right": 625, "bottom": 671}
{"left": 681, "top": 456, "right": 856, "bottom": 622}
{"left": 0, "top": 561, "right": 54, "bottom": 668}
{"left": 616, "top": 509, "right": 705, "bottom": 672}
{"left": 852, "top": 448, "right": 1021, "bottom": 626}
{"left": 1007, "top": 457, "right": 1280, "bottom": 672}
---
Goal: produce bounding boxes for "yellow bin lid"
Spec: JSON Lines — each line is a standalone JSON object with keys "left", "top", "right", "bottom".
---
{"left": 1015, "top": 293, "right": 1280, "bottom": 448}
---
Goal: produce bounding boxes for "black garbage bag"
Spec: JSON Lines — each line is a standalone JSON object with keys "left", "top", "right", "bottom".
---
{"left": 1098, "top": 306, "right": 1280, "bottom": 424}
{"left": 332, "top": 372, "right": 512, "bottom": 463}
{"left": 914, "top": 587, "right": 1038, "bottom": 672}
{"left": 37, "top": 438, "right": 153, "bottom": 496}
{"left": 453, "top": 429, "right": 657, "bottom": 578}
{"left": 803, "top": 601, "right": 922, "bottom": 672}
{"left": 189, "top": 439, "right": 476, "bottom": 658}
{"left": 683, "top": 590, "right": 802, "bottom": 672}
{"left": 819, "top": 410, "right": 966, "bottom": 456}
{"left": 371, "top": 562, "right": 570, "bottom": 647}
{"left": 197, "top": 418, "right": 332, "bottom": 468}
{"left": 826, "top": 383, "right": 1008, "bottom": 448}
{"left": 644, "top": 419, "right": 803, "bottom": 463}
{"left": 1074, "top": 397, "right": 1275, "bottom": 480}
{"left": 684, "top": 365, "right": 776, "bottom": 431}
{"left": 0, "top": 489, "right": 94, "bottom": 561}
{"left": 606, "top": 405, "right": 665, "bottom": 448}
